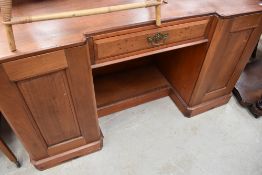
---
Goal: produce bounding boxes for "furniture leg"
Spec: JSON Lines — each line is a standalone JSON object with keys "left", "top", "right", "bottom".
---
{"left": 257, "top": 98, "right": 262, "bottom": 110}
{"left": 0, "top": 137, "right": 21, "bottom": 167}
{"left": 251, "top": 43, "right": 258, "bottom": 60}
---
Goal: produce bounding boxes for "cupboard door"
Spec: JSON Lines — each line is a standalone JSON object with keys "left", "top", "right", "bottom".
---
{"left": 190, "top": 13, "right": 262, "bottom": 106}
{"left": 17, "top": 71, "right": 81, "bottom": 146}
{"left": 1, "top": 45, "right": 101, "bottom": 158}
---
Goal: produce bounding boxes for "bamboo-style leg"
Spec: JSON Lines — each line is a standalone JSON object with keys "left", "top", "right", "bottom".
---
{"left": 4, "top": 24, "right": 16, "bottom": 51}
{"left": 0, "top": 0, "right": 16, "bottom": 51}
{"left": 0, "top": 138, "right": 21, "bottom": 167}
{"left": 155, "top": 0, "right": 161, "bottom": 26}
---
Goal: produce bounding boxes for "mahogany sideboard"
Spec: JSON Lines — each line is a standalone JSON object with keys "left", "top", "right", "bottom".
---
{"left": 0, "top": 0, "right": 262, "bottom": 170}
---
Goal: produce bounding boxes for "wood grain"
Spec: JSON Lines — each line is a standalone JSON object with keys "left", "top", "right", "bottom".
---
{"left": 0, "top": 1, "right": 261, "bottom": 170}
{"left": 18, "top": 71, "right": 81, "bottom": 146}
{"left": 32, "top": 138, "right": 103, "bottom": 170}
{"left": 94, "top": 64, "right": 170, "bottom": 116}
{"left": 0, "top": 65, "right": 48, "bottom": 160}
{"left": 206, "top": 30, "right": 252, "bottom": 93}
{"left": 93, "top": 19, "right": 209, "bottom": 62}
{"left": 47, "top": 137, "right": 86, "bottom": 156}
{"left": 91, "top": 39, "right": 208, "bottom": 68}
{"left": 169, "top": 87, "right": 232, "bottom": 117}
{"left": 64, "top": 45, "right": 101, "bottom": 143}
{"left": 0, "top": 0, "right": 261, "bottom": 62}
{"left": 156, "top": 44, "right": 208, "bottom": 104}
{"left": 2, "top": 50, "right": 67, "bottom": 81}
{"left": 231, "top": 13, "right": 262, "bottom": 32}
{"left": 190, "top": 15, "right": 262, "bottom": 106}
{"left": 0, "top": 45, "right": 102, "bottom": 169}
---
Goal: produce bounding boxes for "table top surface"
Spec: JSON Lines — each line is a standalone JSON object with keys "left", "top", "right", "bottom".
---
{"left": 0, "top": 0, "right": 262, "bottom": 62}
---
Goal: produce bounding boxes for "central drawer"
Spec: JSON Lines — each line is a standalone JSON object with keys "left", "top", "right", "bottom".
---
{"left": 91, "top": 16, "right": 211, "bottom": 64}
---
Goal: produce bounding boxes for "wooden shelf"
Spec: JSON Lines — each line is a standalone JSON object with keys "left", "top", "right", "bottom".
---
{"left": 94, "top": 65, "right": 170, "bottom": 117}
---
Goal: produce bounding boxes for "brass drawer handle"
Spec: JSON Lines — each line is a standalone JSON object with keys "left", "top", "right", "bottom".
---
{"left": 147, "top": 32, "right": 168, "bottom": 46}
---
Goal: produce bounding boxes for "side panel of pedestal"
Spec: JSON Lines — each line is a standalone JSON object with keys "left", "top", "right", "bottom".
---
{"left": 190, "top": 13, "right": 262, "bottom": 109}
{"left": 158, "top": 13, "right": 262, "bottom": 117}
{"left": 0, "top": 45, "right": 102, "bottom": 170}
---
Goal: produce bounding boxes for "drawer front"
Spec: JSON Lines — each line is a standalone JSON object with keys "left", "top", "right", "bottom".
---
{"left": 93, "top": 17, "right": 210, "bottom": 63}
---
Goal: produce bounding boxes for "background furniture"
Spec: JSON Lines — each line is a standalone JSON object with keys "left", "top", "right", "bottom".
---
{"left": 0, "top": 0, "right": 261, "bottom": 170}
{"left": 0, "top": 138, "right": 21, "bottom": 167}
{"left": 233, "top": 43, "right": 262, "bottom": 117}
{"left": 0, "top": 114, "right": 21, "bottom": 167}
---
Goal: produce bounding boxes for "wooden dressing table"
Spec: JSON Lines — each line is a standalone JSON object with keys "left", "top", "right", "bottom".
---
{"left": 0, "top": 0, "right": 261, "bottom": 170}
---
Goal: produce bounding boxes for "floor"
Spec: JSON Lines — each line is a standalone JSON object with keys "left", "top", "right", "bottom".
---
{"left": 1, "top": 96, "right": 262, "bottom": 175}
{"left": 1, "top": 39, "right": 262, "bottom": 175}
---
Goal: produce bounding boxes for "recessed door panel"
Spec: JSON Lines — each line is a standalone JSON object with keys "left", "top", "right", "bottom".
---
{"left": 207, "top": 29, "right": 252, "bottom": 93}
{"left": 18, "top": 71, "right": 81, "bottom": 146}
